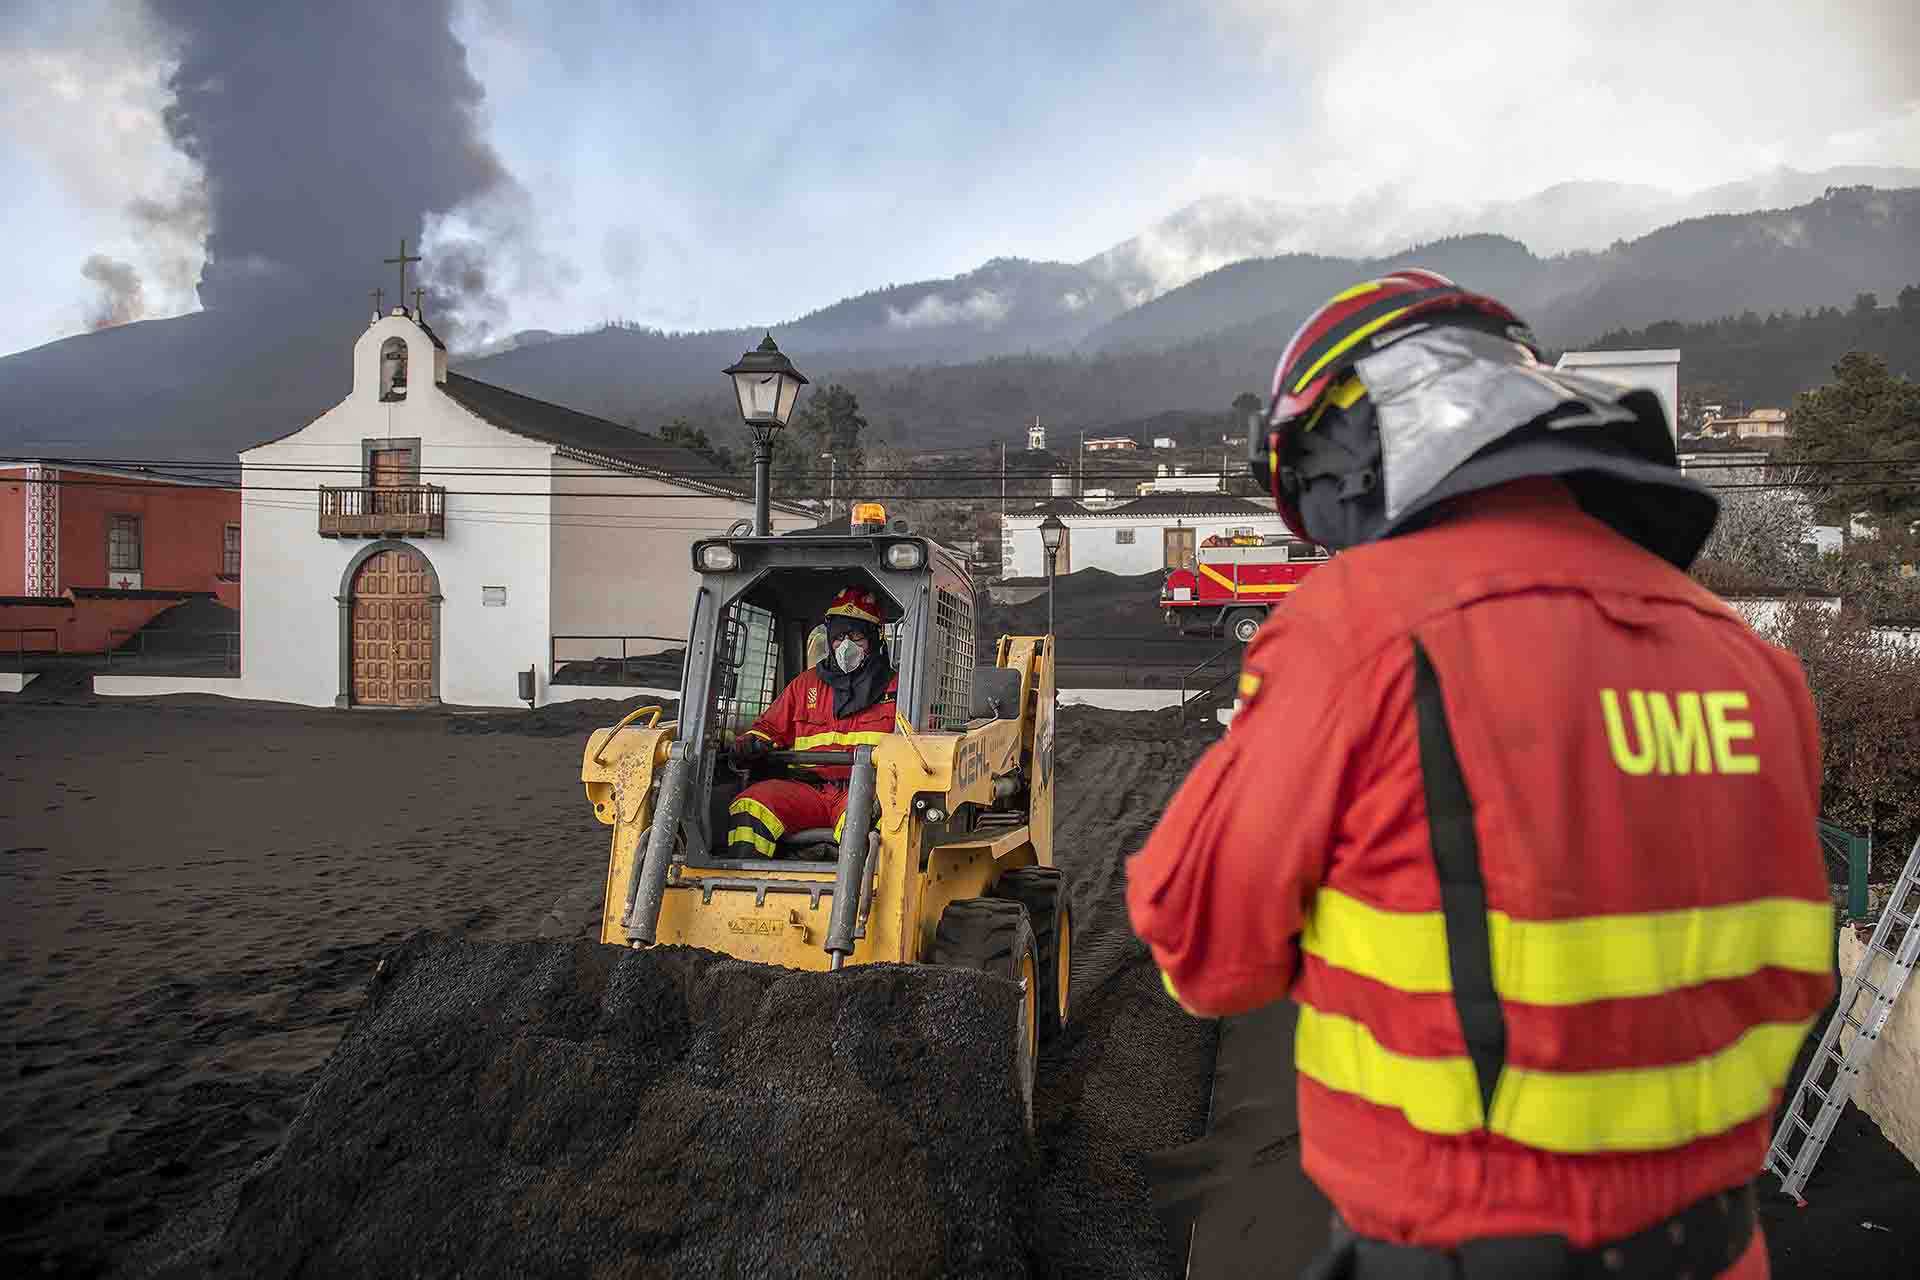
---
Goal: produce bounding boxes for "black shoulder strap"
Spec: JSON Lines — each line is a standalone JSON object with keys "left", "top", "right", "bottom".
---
{"left": 1411, "top": 638, "right": 1507, "bottom": 1123}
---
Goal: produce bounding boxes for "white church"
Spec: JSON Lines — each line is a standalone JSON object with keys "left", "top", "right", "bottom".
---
{"left": 220, "top": 306, "right": 810, "bottom": 708}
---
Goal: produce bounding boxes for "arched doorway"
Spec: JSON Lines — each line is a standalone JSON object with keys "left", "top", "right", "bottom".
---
{"left": 348, "top": 546, "right": 436, "bottom": 706}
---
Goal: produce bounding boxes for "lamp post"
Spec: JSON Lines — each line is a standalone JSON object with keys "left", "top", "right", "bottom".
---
{"left": 1038, "top": 513, "right": 1066, "bottom": 638}
{"left": 821, "top": 452, "right": 836, "bottom": 521}
{"left": 724, "top": 333, "right": 809, "bottom": 535}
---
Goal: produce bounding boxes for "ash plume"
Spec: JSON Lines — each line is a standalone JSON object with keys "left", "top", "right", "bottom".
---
{"left": 148, "top": 0, "right": 526, "bottom": 341}
{"left": 81, "top": 254, "right": 146, "bottom": 329}
{"left": 127, "top": 182, "right": 211, "bottom": 299}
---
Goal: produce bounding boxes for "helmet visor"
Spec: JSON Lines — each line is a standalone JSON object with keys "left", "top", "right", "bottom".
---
{"left": 1353, "top": 325, "right": 1649, "bottom": 526}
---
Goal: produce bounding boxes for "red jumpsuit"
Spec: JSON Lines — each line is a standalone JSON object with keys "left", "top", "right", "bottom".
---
{"left": 726, "top": 668, "right": 899, "bottom": 855}
{"left": 1126, "top": 479, "right": 1834, "bottom": 1276}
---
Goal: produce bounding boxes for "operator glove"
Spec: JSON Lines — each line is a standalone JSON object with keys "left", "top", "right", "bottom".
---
{"left": 729, "top": 735, "right": 772, "bottom": 768}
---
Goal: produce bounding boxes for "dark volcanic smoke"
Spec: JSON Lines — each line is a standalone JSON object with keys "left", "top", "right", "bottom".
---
{"left": 81, "top": 255, "right": 147, "bottom": 330}
{"left": 149, "top": 0, "right": 521, "bottom": 340}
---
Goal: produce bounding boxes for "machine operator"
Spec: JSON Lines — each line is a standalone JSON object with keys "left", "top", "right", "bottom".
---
{"left": 724, "top": 585, "right": 897, "bottom": 858}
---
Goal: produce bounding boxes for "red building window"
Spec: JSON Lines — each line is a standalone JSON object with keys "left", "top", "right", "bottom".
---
{"left": 108, "top": 514, "right": 142, "bottom": 571}
{"left": 222, "top": 523, "right": 241, "bottom": 577}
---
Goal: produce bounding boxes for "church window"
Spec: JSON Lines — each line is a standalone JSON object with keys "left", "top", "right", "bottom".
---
{"left": 380, "top": 337, "right": 409, "bottom": 401}
{"left": 109, "top": 514, "right": 142, "bottom": 571}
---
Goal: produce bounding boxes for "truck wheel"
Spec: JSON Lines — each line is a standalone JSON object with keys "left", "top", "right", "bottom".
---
{"left": 990, "top": 867, "right": 1071, "bottom": 1046}
{"left": 932, "top": 898, "right": 1039, "bottom": 1132}
{"left": 1228, "top": 609, "right": 1266, "bottom": 644}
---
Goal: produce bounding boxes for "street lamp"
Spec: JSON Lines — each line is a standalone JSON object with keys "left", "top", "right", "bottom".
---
{"left": 821, "top": 452, "right": 836, "bottom": 521}
{"left": 1038, "top": 513, "right": 1066, "bottom": 638}
{"left": 724, "top": 333, "right": 809, "bottom": 535}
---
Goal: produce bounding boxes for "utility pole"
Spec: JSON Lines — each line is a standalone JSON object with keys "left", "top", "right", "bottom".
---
{"left": 1078, "top": 430, "right": 1085, "bottom": 496}
{"left": 999, "top": 441, "right": 1006, "bottom": 518}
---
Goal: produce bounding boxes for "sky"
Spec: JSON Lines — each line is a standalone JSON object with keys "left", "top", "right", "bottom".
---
{"left": 2, "top": 0, "right": 1917, "bottom": 358}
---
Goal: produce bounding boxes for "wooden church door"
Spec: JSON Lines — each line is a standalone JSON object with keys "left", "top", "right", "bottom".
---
{"left": 350, "top": 548, "right": 435, "bottom": 705}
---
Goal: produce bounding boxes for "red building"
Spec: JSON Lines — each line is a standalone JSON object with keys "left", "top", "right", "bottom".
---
{"left": 1, "top": 461, "right": 241, "bottom": 656}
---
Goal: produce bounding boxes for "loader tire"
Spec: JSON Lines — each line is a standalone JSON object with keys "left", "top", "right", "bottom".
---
{"left": 989, "top": 867, "right": 1071, "bottom": 1046}
{"left": 931, "top": 897, "right": 1039, "bottom": 1133}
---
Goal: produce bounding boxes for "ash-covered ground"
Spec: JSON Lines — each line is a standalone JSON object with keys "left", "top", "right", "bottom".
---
{"left": 1, "top": 692, "right": 1911, "bottom": 1277}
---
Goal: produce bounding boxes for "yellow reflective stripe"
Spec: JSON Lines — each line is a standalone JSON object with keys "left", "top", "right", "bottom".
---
{"left": 1491, "top": 1019, "right": 1812, "bottom": 1153}
{"left": 833, "top": 812, "right": 846, "bottom": 840}
{"left": 1296, "top": 1005, "right": 1483, "bottom": 1134}
{"left": 1293, "top": 305, "right": 1414, "bottom": 393}
{"left": 1301, "top": 888, "right": 1834, "bottom": 1006}
{"left": 726, "top": 826, "right": 778, "bottom": 857}
{"left": 1295, "top": 1005, "right": 1814, "bottom": 1150}
{"left": 791, "top": 730, "right": 889, "bottom": 751}
{"left": 1328, "top": 280, "right": 1385, "bottom": 304}
{"left": 1328, "top": 374, "right": 1368, "bottom": 410}
{"left": 742, "top": 728, "right": 776, "bottom": 743}
{"left": 1237, "top": 672, "right": 1262, "bottom": 698}
{"left": 1159, "top": 969, "right": 1198, "bottom": 1014}
{"left": 1197, "top": 564, "right": 1298, "bottom": 596}
{"left": 727, "top": 796, "right": 785, "bottom": 837}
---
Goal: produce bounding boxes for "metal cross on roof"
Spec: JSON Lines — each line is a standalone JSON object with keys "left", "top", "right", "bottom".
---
{"left": 383, "top": 238, "right": 421, "bottom": 300}
{"left": 370, "top": 287, "right": 385, "bottom": 314}
{"left": 411, "top": 286, "right": 425, "bottom": 315}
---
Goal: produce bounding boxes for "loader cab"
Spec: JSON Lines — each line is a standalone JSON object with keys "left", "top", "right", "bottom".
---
{"left": 678, "top": 519, "right": 978, "bottom": 866}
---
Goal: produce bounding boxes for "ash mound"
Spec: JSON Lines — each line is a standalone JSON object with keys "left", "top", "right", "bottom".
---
{"left": 191, "top": 934, "right": 1032, "bottom": 1279}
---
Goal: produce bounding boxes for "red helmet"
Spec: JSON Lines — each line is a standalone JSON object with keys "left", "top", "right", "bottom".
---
{"left": 1252, "top": 269, "right": 1536, "bottom": 539}
{"left": 824, "top": 586, "right": 884, "bottom": 626}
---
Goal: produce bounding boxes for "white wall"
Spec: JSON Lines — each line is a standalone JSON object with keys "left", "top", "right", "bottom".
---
{"left": 1872, "top": 624, "right": 1920, "bottom": 652}
{"left": 1000, "top": 512, "right": 1291, "bottom": 579}
{"left": 548, "top": 454, "right": 811, "bottom": 666}
{"left": 239, "top": 313, "right": 554, "bottom": 709}
{"left": 1837, "top": 924, "right": 1920, "bottom": 1174}
{"left": 1723, "top": 596, "right": 1841, "bottom": 634}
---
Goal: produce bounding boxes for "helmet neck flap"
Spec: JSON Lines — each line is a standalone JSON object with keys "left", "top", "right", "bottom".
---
{"left": 1285, "top": 324, "right": 1718, "bottom": 567}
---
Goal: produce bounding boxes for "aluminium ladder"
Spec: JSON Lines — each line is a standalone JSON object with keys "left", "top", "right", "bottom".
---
{"left": 1765, "top": 832, "right": 1920, "bottom": 1203}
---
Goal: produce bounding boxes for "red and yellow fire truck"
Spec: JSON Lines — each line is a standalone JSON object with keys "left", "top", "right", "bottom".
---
{"left": 1160, "top": 533, "right": 1330, "bottom": 642}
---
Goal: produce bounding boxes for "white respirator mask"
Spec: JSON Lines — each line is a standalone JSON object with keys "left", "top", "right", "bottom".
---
{"left": 833, "top": 636, "right": 868, "bottom": 674}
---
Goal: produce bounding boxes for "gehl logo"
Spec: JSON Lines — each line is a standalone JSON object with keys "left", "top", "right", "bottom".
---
{"left": 1600, "top": 689, "right": 1759, "bottom": 776}
{"left": 953, "top": 739, "right": 988, "bottom": 790}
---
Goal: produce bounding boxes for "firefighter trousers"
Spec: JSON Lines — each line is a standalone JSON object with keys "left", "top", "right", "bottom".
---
{"left": 726, "top": 779, "right": 849, "bottom": 858}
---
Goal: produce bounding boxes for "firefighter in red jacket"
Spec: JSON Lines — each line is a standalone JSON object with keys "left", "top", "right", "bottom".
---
{"left": 1126, "top": 270, "right": 1834, "bottom": 1279}
{"left": 725, "top": 586, "right": 898, "bottom": 857}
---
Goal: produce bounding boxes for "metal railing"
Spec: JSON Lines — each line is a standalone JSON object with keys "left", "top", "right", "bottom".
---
{"left": 549, "top": 634, "right": 684, "bottom": 685}
{"left": 105, "top": 628, "right": 240, "bottom": 672}
{"left": 318, "top": 484, "right": 446, "bottom": 537}
{"left": 2, "top": 627, "right": 60, "bottom": 660}
{"left": 1177, "top": 640, "right": 1241, "bottom": 725}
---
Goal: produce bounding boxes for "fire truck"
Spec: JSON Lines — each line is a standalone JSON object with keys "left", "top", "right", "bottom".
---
{"left": 1160, "top": 532, "right": 1330, "bottom": 642}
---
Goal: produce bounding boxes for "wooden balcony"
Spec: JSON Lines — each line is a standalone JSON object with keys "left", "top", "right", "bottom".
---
{"left": 318, "top": 484, "right": 447, "bottom": 538}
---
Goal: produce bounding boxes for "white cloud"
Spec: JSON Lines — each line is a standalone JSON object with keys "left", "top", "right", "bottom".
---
{"left": 885, "top": 289, "right": 1011, "bottom": 330}
{"left": 1206, "top": 1, "right": 1920, "bottom": 207}
{"left": 0, "top": 0, "right": 205, "bottom": 341}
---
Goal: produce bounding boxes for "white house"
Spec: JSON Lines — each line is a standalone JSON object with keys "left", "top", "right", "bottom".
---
{"left": 1555, "top": 349, "right": 1681, "bottom": 442}
{"left": 1000, "top": 494, "right": 1288, "bottom": 579}
{"left": 187, "top": 308, "right": 809, "bottom": 709}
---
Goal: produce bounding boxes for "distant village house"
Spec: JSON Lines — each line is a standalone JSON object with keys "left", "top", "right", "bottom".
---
{"left": 1000, "top": 493, "right": 1289, "bottom": 579}
{"left": 1, "top": 461, "right": 239, "bottom": 656}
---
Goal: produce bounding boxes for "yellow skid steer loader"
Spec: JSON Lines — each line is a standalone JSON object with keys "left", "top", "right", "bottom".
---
{"left": 580, "top": 505, "right": 1067, "bottom": 1116}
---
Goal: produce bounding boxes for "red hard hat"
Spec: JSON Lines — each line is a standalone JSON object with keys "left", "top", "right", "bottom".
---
{"left": 1255, "top": 269, "right": 1536, "bottom": 540}
{"left": 825, "top": 586, "right": 884, "bottom": 626}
